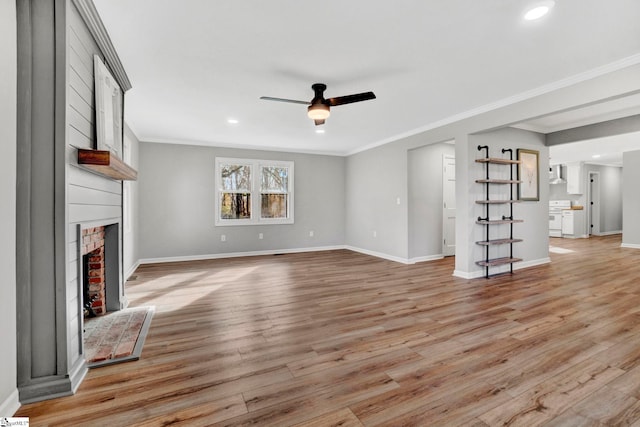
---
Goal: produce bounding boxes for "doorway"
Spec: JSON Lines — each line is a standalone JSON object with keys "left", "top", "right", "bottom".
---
{"left": 588, "top": 171, "right": 601, "bottom": 236}
{"left": 442, "top": 154, "right": 456, "bottom": 256}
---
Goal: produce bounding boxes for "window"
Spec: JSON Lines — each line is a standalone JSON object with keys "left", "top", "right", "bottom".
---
{"left": 215, "top": 157, "right": 294, "bottom": 225}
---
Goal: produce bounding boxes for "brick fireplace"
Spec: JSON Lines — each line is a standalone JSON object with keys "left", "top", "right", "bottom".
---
{"left": 82, "top": 227, "right": 107, "bottom": 316}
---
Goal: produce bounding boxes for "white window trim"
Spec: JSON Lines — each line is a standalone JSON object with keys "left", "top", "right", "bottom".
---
{"left": 215, "top": 157, "right": 294, "bottom": 226}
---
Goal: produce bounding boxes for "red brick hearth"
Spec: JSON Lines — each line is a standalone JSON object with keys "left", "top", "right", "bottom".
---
{"left": 82, "top": 227, "right": 106, "bottom": 316}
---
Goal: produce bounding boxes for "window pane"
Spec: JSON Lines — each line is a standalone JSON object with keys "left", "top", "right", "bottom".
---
{"left": 220, "top": 193, "right": 251, "bottom": 219}
{"left": 261, "top": 166, "right": 288, "bottom": 192}
{"left": 221, "top": 165, "right": 251, "bottom": 191}
{"left": 261, "top": 194, "right": 288, "bottom": 218}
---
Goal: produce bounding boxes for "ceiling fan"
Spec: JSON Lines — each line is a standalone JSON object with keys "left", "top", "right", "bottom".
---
{"left": 260, "top": 83, "right": 376, "bottom": 126}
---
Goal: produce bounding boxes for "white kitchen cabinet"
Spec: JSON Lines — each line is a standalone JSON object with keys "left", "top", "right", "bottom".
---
{"left": 562, "top": 209, "right": 586, "bottom": 238}
{"left": 566, "top": 162, "right": 583, "bottom": 194}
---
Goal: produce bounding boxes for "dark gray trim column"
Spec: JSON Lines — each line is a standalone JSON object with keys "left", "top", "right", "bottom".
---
{"left": 16, "top": 0, "right": 87, "bottom": 403}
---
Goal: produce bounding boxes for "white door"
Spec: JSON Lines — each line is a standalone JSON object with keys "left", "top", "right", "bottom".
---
{"left": 442, "top": 155, "right": 456, "bottom": 256}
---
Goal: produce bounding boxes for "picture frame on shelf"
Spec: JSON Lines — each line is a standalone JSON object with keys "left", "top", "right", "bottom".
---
{"left": 517, "top": 148, "right": 539, "bottom": 201}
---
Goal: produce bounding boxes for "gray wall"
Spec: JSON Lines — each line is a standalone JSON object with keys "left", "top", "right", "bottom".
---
{"left": 623, "top": 150, "right": 640, "bottom": 248}
{"left": 138, "top": 142, "right": 345, "bottom": 260}
{"left": 345, "top": 141, "right": 409, "bottom": 261}
{"left": 408, "top": 142, "right": 455, "bottom": 260}
{"left": 0, "top": 0, "right": 18, "bottom": 415}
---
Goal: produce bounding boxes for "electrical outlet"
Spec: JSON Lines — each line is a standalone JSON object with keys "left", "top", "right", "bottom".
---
{"left": 259, "top": 233, "right": 264, "bottom": 240}
{"left": 309, "top": 230, "right": 314, "bottom": 237}
{"left": 221, "top": 234, "right": 226, "bottom": 242}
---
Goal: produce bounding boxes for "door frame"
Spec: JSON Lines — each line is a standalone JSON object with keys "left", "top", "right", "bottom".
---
{"left": 442, "top": 154, "right": 456, "bottom": 256}
{"left": 588, "top": 171, "right": 601, "bottom": 236}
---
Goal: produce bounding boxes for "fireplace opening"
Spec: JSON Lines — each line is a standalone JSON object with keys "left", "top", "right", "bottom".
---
{"left": 83, "top": 249, "right": 104, "bottom": 317}
{"left": 80, "top": 223, "right": 123, "bottom": 319}
{"left": 82, "top": 228, "right": 107, "bottom": 317}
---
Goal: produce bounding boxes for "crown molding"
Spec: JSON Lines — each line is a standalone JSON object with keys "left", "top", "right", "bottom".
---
{"left": 348, "top": 53, "right": 640, "bottom": 156}
{"left": 72, "top": 0, "right": 132, "bottom": 91}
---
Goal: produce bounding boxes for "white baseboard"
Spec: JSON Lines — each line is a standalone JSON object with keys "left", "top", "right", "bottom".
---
{"left": 593, "top": 230, "right": 622, "bottom": 236}
{"left": 453, "top": 257, "right": 551, "bottom": 280}
{"left": 125, "top": 260, "right": 140, "bottom": 280}
{"left": 0, "top": 389, "right": 21, "bottom": 417}
{"left": 344, "top": 246, "right": 411, "bottom": 264}
{"left": 621, "top": 243, "right": 640, "bottom": 249}
{"left": 453, "top": 270, "right": 482, "bottom": 279}
{"left": 140, "top": 246, "right": 450, "bottom": 267}
{"left": 408, "top": 254, "right": 445, "bottom": 264}
{"left": 139, "top": 249, "right": 553, "bottom": 273}
{"left": 516, "top": 257, "right": 551, "bottom": 269}
{"left": 139, "top": 245, "right": 347, "bottom": 265}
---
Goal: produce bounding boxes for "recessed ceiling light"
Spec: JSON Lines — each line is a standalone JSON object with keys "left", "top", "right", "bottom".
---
{"left": 315, "top": 129, "right": 325, "bottom": 134}
{"left": 227, "top": 118, "right": 239, "bottom": 124}
{"left": 524, "top": 1, "right": 555, "bottom": 21}
{"left": 592, "top": 154, "right": 601, "bottom": 158}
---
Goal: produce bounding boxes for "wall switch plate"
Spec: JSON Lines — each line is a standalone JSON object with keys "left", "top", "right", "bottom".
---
{"left": 221, "top": 234, "right": 226, "bottom": 242}
{"left": 309, "top": 230, "right": 314, "bottom": 237}
{"left": 259, "top": 233, "right": 264, "bottom": 240}
{"left": 373, "top": 230, "right": 377, "bottom": 238}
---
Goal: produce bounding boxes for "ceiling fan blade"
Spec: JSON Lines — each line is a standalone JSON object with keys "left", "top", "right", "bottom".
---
{"left": 260, "top": 96, "right": 310, "bottom": 105}
{"left": 327, "top": 91, "right": 376, "bottom": 107}
{"left": 314, "top": 119, "right": 325, "bottom": 126}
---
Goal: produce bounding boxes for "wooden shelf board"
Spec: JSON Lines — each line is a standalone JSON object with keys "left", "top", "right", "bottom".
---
{"left": 476, "top": 257, "right": 523, "bottom": 267}
{"left": 476, "top": 179, "right": 522, "bottom": 184}
{"left": 475, "top": 157, "right": 521, "bottom": 165}
{"left": 476, "top": 219, "right": 524, "bottom": 225}
{"left": 77, "top": 149, "right": 137, "bottom": 181}
{"left": 476, "top": 200, "right": 521, "bottom": 204}
{"left": 476, "top": 238, "right": 523, "bottom": 246}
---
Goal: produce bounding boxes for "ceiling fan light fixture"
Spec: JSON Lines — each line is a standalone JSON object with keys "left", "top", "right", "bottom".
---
{"left": 307, "top": 103, "right": 330, "bottom": 121}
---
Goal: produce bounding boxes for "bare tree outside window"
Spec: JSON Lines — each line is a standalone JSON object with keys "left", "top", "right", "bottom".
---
{"left": 261, "top": 166, "right": 288, "bottom": 218}
{"left": 220, "top": 164, "right": 251, "bottom": 219}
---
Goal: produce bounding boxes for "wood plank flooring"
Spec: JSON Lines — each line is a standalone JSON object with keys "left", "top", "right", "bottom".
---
{"left": 16, "top": 235, "right": 640, "bottom": 426}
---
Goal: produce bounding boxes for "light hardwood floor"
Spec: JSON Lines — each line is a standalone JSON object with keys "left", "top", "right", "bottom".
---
{"left": 17, "top": 235, "right": 640, "bottom": 426}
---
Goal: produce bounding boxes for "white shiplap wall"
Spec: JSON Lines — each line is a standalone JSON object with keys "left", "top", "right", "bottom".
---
{"left": 65, "top": 2, "right": 123, "bottom": 367}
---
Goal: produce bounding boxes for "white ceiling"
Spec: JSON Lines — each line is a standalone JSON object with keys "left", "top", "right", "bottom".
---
{"left": 92, "top": 0, "right": 640, "bottom": 156}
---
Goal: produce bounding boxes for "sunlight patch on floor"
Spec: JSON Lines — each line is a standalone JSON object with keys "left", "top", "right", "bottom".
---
{"left": 139, "top": 266, "right": 260, "bottom": 311}
{"left": 549, "top": 246, "right": 575, "bottom": 254}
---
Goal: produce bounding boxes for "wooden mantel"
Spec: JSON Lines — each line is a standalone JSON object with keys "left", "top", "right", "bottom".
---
{"left": 77, "top": 149, "right": 137, "bottom": 181}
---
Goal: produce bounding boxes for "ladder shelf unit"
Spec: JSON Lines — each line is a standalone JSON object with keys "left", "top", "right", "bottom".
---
{"left": 475, "top": 145, "right": 523, "bottom": 278}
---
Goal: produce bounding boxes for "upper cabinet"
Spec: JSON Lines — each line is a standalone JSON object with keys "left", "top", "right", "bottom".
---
{"left": 566, "top": 162, "right": 584, "bottom": 194}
